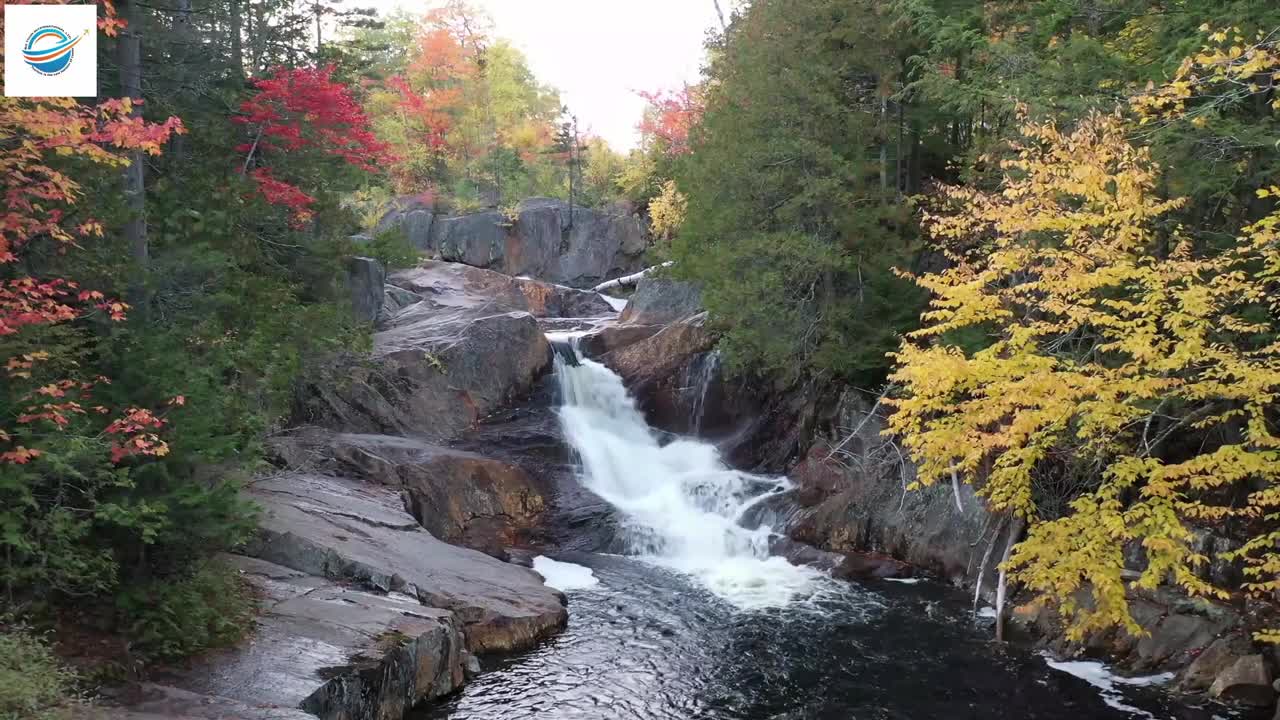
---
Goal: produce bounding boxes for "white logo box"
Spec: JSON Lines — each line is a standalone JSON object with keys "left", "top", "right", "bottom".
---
{"left": 4, "top": 4, "right": 98, "bottom": 97}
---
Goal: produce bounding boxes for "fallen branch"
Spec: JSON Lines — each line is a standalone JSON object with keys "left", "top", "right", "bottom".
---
{"left": 592, "top": 262, "right": 674, "bottom": 293}
{"left": 994, "top": 516, "right": 1026, "bottom": 643}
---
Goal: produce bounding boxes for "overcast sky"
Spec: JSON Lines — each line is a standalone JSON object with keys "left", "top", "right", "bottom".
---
{"left": 366, "top": 0, "right": 720, "bottom": 150}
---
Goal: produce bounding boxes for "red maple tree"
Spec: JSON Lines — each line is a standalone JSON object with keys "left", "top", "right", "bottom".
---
{"left": 638, "top": 85, "right": 705, "bottom": 156}
{"left": 235, "top": 65, "right": 390, "bottom": 226}
{"left": 0, "top": 1, "right": 185, "bottom": 465}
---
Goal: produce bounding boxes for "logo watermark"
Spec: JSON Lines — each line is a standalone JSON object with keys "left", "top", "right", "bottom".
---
{"left": 4, "top": 5, "right": 98, "bottom": 97}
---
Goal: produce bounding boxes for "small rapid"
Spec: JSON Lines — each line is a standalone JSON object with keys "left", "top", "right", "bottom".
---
{"left": 551, "top": 340, "right": 826, "bottom": 609}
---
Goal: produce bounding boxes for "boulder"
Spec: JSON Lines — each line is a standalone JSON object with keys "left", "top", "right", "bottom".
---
{"left": 1135, "top": 610, "right": 1234, "bottom": 670}
{"left": 299, "top": 309, "right": 550, "bottom": 441}
{"left": 599, "top": 314, "right": 718, "bottom": 432}
{"left": 1180, "top": 636, "right": 1252, "bottom": 692}
{"left": 577, "top": 324, "right": 662, "bottom": 359}
{"left": 1209, "top": 655, "right": 1275, "bottom": 707}
{"left": 619, "top": 277, "right": 703, "bottom": 325}
{"left": 434, "top": 211, "right": 509, "bottom": 268}
{"left": 330, "top": 433, "right": 547, "bottom": 556}
{"left": 375, "top": 195, "right": 437, "bottom": 251}
{"left": 347, "top": 256, "right": 386, "bottom": 325}
{"left": 243, "top": 472, "right": 567, "bottom": 654}
{"left": 389, "top": 261, "right": 615, "bottom": 320}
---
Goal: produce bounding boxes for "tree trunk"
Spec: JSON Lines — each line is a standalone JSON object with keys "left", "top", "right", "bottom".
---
{"left": 592, "top": 262, "right": 674, "bottom": 293}
{"left": 995, "top": 517, "right": 1026, "bottom": 642}
{"left": 168, "top": 0, "right": 193, "bottom": 162}
{"left": 118, "top": 0, "right": 149, "bottom": 307}
{"left": 879, "top": 95, "right": 888, "bottom": 193}
{"left": 229, "top": 0, "right": 243, "bottom": 78}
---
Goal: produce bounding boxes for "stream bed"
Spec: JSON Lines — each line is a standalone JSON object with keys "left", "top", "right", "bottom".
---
{"left": 421, "top": 552, "right": 1240, "bottom": 720}
{"left": 421, "top": 342, "right": 1251, "bottom": 720}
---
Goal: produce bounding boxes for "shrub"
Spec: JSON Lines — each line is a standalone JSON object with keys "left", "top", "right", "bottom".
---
{"left": 358, "top": 226, "right": 421, "bottom": 270}
{"left": 114, "top": 560, "right": 257, "bottom": 663}
{"left": 0, "top": 625, "right": 79, "bottom": 720}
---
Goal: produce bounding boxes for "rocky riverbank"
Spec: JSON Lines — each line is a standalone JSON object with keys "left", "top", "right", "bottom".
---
{"left": 96, "top": 196, "right": 1277, "bottom": 720}
{"left": 593, "top": 279, "right": 1280, "bottom": 717}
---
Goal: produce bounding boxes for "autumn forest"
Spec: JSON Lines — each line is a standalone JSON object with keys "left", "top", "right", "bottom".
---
{"left": 2, "top": 0, "right": 1280, "bottom": 718}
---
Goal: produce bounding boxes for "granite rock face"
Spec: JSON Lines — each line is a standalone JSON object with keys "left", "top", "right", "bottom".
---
{"left": 348, "top": 257, "right": 387, "bottom": 325}
{"left": 243, "top": 472, "right": 567, "bottom": 654}
{"left": 618, "top": 277, "right": 703, "bottom": 325}
{"left": 377, "top": 197, "right": 650, "bottom": 288}
{"left": 93, "top": 555, "right": 474, "bottom": 720}
{"left": 330, "top": 433, "right": 547, "bottom": 557}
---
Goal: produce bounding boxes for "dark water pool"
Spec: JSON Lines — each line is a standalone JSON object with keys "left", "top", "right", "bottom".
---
{"left": 418, "top": 553, "right": 1246, "bottom": 720}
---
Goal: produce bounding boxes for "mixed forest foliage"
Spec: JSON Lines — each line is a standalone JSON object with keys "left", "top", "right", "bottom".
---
{"left": 2, "top": 0, "right": 1279, "bottom": 709}
{"left": 0, "top": 0, "right": 643, "bottom": 697}
{"left": 659, "top": 0, "right": 1279, "bottom": 643}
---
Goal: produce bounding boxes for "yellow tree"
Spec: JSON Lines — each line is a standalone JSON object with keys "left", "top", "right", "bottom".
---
{"left": 886, "top": 98, "right": 1280, "bottom": 641}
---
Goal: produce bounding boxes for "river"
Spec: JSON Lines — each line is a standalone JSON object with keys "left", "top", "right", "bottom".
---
{"left": 418, "top": 341, "right": 1246, "bottom": 720}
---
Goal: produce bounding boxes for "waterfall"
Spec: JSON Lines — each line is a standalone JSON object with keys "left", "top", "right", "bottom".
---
{"left": 552, "top": 342, "right": 825, "bottom": 609}
{"left": 685, "top": 350, "right": 721, "bottom": 435}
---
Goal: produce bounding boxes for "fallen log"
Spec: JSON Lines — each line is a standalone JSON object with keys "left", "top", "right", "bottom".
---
{"left": 592, "top": 262, "right": 674, "bottom": 293}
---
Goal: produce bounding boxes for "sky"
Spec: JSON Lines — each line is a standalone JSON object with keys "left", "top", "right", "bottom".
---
{"left": 367, "top": 0, "right": 721, "bottom": 150}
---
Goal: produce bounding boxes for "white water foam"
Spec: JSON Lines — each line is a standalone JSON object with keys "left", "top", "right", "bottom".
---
{"left": 533, "top": 556, "right": 600, "bottom": 591}
{"left": 553, "top": 349, "right": 827, "bottom": 610}
{"left": 1042, "top": 654, "right": 1174, "bottom": 719}
{"left": 600, "top": 294, "right": 628, "bottom": 312}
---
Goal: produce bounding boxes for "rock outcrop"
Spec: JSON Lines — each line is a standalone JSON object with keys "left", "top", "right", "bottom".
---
{"left": 301, "top": 260, "right": 623, "bottom": 442}
{"left": 243, "top": 472, "right": 566, "bottom": 654}
{"left": 377, "top": 197, "right": 650, "bottom": 288}
{"left": 617, "top": 276, "right": 703, "bottom": 325}
{"left": 329, "top": 433, "right": 547, "bottom": 557}
{"left": 347, "top": 256, "right": 387, "bottom": 325}
{"left": 95, "top": 554, "right": 477, "bottom": 720}
{"left": 774, "top": 382, "right": 1275, "bottom": 711}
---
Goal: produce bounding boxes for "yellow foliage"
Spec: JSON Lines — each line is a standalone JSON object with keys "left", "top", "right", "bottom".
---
{"left": 649, "top": 179, "right": 688, "bottom": 241}
{"left": 887, "top": 105, "right": 1280, "bottom": 642}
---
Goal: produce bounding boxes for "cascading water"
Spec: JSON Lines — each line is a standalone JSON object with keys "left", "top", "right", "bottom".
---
{"left": 551, "top": 340, "right": 827, "bottom": 609}
{"left": 685, "top": 350, "right": 721, "bottom": 435}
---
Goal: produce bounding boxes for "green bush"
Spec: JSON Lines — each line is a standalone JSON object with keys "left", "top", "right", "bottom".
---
{"left": 358, "top": 226, "right": 421, "bottom": 270}
{"left": 0, "top": 625, "right": 80, "bottom": 720}
{"left": 114, "top": 560, "right": 256, "bottom": 663}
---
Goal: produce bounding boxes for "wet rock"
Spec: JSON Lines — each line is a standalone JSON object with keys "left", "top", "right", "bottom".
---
{"left": 100, "top": 555, "right": 467, "bottom": 720}
{"left": 88, "top": 683, "right": 317, "bottom": 719}
{"left": 619, "top": 277, "right": 703, "bottom": 325}
{"left": 1136, "top": 611, "right": 1234, "bottom": 670}
{"left": 1209, "top": 654, "right": 1275, "bottom": 706}
{"left": 577, "top": 324, "right": 662, "bottom": 358}
{"left": 1179, "top": 635, "right": 1252, "bottom": 692}
{"left": 243, "top": 472, "right": 567, "bottom": 654}
{"left": 389, "top": 261, "right": 614, "bottom": 319}
{"left": 599, "top": 313, "right": 717, "bottom": 432}
{"left": 833, "top": 552, "right": 914, "bottom": 580}
{"left": 330, "top": 433, "right": 547, "bottom": 556}
{"left": 347, "top": 256, "right": 386, "bottom": 325}
{"left": 768, "top": 536, "right": 847, "bottom": 574}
